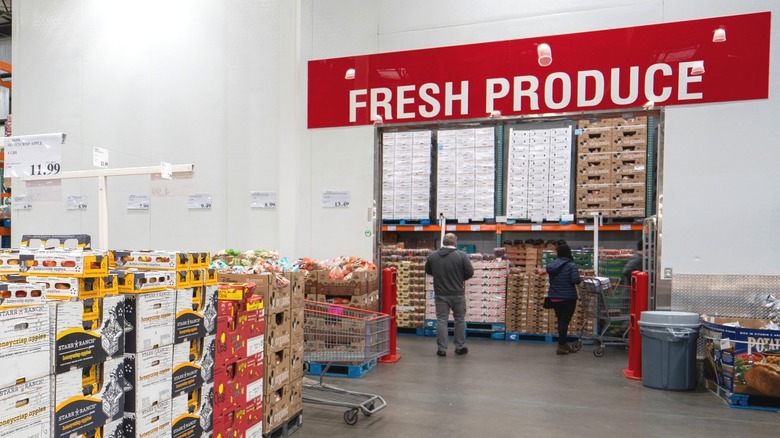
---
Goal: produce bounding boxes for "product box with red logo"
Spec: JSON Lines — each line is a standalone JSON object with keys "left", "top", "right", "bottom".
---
{"left": 213, "top": 405, "right": 246, "bottom": 438}
{"left": 213, "top": 358, "right": 246, "bottom": 415}
{"left": 217, "top": 282, "right": 257, "bottom": 301}
{"left": 216, "top": 300, "right": 246, "bottom": 364}
{"left": 241, "top": 303, "right": 265, "bottom": 360}
{"left": 242, "top": 353, "right": 264, "bottom": 413}
{"left": 172, "top": 334, "right": 215, "bottom": 397}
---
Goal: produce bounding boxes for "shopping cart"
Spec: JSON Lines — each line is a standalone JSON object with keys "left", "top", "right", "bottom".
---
{"left": 573, "top": 277, "right": 631, "bottom": 357}
{"left": 302, "top": 299, "right": 389, "bottom": 425}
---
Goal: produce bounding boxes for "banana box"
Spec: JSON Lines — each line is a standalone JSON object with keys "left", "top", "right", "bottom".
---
{"left": 124, "top": 290, "right": 175, "bottom": 353}
{"left": 123, "top": 345, "right": 173, "bottom": 412}
{"left": 172, "top": 335, "right": 215, "bottom": 397}
{"left": 171, "top": 383, "right": 214, "bottom": 438}
{"left": 54, "top": 295, "right": 125, "bottom": 373}
{"left": 0, "top": 304, "right": 54, "bottom": 389}
{"left": 54, "top": 356, "right": 125, "bottom": 437}
{"left": 24, "top": 274, "right": 118, "bottom": 300}
{"left": 0, "top": 376, "right": 52, "bottom": 438}
{"left": 174, "top": 285, "right": 218, "bottom": 344}
{"left": 122, "top": 398, "right": 172, "bottom": 438}
{"left": 114, "top": 269, "right": 176, "bottom": 293}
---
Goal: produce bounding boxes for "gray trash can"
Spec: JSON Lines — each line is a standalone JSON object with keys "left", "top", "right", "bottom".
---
{"left": 638, "top": 311, "right": 701, "bottom": 390}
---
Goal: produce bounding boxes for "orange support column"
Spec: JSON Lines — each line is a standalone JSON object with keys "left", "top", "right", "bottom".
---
{"left": 623, "top": 271, "right": 649, "bottom": 380}
{"left": 378, "top": 267, "right": 401, "bottom": 363}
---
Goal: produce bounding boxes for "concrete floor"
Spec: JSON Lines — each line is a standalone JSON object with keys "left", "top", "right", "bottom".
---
{"left": 297, "top": 336, "right": 780, "bottom": 437}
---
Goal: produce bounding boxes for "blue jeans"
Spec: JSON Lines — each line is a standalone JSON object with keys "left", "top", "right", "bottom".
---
{"left": 434, "top": 294, "right": 466, "bottom": 352}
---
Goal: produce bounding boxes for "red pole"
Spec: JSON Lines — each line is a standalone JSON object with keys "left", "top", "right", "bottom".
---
{"left": 378, "top": 267, "right": 401, "bottom": 363}
{"left": 622, "top": 271, "right": 649, "bottom": 380}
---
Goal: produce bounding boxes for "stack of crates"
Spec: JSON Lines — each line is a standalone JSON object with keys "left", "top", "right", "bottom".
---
{"left": 576, "top": 116, "right": 648, "bottom": 219}
{"left": 382, "top": 249, "right": 429, "bottom": 329}
{"left": 313, "top": 271, "right": 379, "bottom": 311}
{"left": 597, "top": 249, "right": 634, "bottom": 284}
{"left": 503, "top": 241, "right": 543, "bottom": 271}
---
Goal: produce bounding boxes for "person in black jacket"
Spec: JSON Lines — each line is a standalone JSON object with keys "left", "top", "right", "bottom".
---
{"left": 545, "top": 244, "right": 582, "bottom": 355}
{"left": 622, "top": 240, "right": 643, "bottom": 285}
{"left": 425, "top": 233, "right": 474, "bottom": 357}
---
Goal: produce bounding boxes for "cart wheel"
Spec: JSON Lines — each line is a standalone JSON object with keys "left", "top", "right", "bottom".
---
{"left": 344, "top": 409, "right": 359, "bottom": 425}
{"left": 571, "top": 342, "right": 582, "bottom": 352}
{"left": 593, "top": 348, "right": 605, "bottom": 357}
{"left": 363, "top": 402, "right": 375, "bottom": 416}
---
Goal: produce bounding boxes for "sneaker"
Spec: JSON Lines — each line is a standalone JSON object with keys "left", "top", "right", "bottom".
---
{"left": 556, "top": 345, "right": 569, "bottom": 355}
{"left": 436, "top": 350, "right": 446, "bottom": 357}
{"left": 454, "top": 347, "right": 468, "bottom": 355}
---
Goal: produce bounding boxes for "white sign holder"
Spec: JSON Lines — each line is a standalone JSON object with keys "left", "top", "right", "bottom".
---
{"left": 592, "top": 212, "right": 602, "bottom": 274}
{"left": 23, "top": 164, "right": 195, "bottom": 249}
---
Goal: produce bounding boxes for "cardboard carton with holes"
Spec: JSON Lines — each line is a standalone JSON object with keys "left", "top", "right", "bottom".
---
{"left": 0, "top": 376, "right": 52, "bottom": 438}
{"left": 18, "top": 234, "right": 109, "bottom": 278}
{"left": 124, "top": 289, "right": 175, "bottom": 353}
{"left": 123, "top": 397, "right": 172, "bottom": 438}
{"left": 24, "top": 274, "right": 118, "bottom": 300}
{"left": 171, "top": 382, "right": 214, "bottom": 438}
{"left": 174, "top": 285, "right": 218, "bottom": 344}
{"left": 172, "top": 335, "right": 215, "bottom": 397}
{"left": 0, "top": 304, "right": 53, "bottom": 389}
{"left": 123, "top": 344, "right": 173, "bottom": 412}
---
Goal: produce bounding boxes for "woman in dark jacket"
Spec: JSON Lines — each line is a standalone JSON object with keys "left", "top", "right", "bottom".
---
{"left": 545, "top": 244, "right": 582, "bottom": 355}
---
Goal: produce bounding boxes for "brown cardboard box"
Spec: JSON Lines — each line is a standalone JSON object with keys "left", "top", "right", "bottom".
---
{"left": 263, "top": 384, "right": 291, "bottom": 433}
{"left": 289, "top": 379, "right": 303, "bottom": 415}
{"left": 612, "top": 186, "right": 646, "bottom": 203}
{"left": 612, "top": 172, "right": 646, "bottom": 185}
{"left": 612, "top": 150, "right": 647, "bottom": 161}
{"left": 303, "top": 271, "right": 318, "bottom": 298}
{"left": 290, "top": 342, "right": 304, "bottom": 380}
{"left": 576, "top": 173, "right": 611, "bottom": 186}
{"left": 577, "top": 151, "right": 612, "bottom": 162}
{"left": 218, "top": 272, "right": 273, "bottom": 301}
{"left": 291, "top": 306, "right": 304, "bottom": 345}
{"left": 286, "top": 272, "right": 305, "bottom": 309}
{"left": 576, "top": 185, "right": 611, "bottom": 203}
{"left": 264, "top": 346, "right": 291, "bottom": 393}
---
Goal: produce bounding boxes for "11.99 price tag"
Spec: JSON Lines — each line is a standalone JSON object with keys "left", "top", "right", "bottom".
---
{"left": 3, "top": 133, "right": 65, "bottom": 178}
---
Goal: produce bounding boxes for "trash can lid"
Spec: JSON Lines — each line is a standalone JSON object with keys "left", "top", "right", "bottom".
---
{"left": 638, "top": 311, "right": 701, "bottom": 328}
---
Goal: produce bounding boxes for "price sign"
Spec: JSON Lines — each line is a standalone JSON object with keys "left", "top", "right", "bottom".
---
{"left": 585, "top": 225, "right": 595, "bottom": 231}
{"left": 619, "top": 224, "right": 632, "bottom": 231}
{"left": 446, "top": 225, "right": 456, "bottom": 231}
{"left": 161, "top": 162, "right": 173, "bottom": 180}
{"left": 3, "top": 133, "right": 64, "bottom": 178}
{"left": 188, "top": 193, "right": 213, "bottom": 210}
{"left": 93, "top": 147, "right": 109, "bottom": 168}
{"left": 12, "top": 195, "right": 32, "bottom": 210}
{"left": 250, "top": 191, "right": 277, "bottom": 209}
{"left": 531, "top": 224, "right": 542, "bottom": 231}
{"left": 471, "top": 225, "right": 481, "bottom": 231}
{"left": 127, "top": 194, "right": 151, "bottom": 210}
{"left": 322, "top": 191, "right": 350, "bottom": 208}
{"left": 386, "top": 225, "right": 396, "bottom": 231}
{"left": 66, "top": 195, "right": 88, "bottom": 211}
{"left": 413, "top": 226, "right": 423, "bottom": 231}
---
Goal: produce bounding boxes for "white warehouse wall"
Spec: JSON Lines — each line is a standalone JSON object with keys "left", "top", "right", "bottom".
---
{"left": 11, "top": 0, "right": 780, "bottom": 275}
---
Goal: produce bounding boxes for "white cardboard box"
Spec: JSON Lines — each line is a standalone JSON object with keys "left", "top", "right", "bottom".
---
{"left": 172, "top": 335, "right": 215, "bottom": 397}
{"left": 0, "top": 304, "right": 53, "bottom": 388}
{"left": 124, "top": 345, "right": 173, "bottom": 412}
{"left": 174, "top": 286, "right": 217, "bottom": 344}
{"left": 123, "top": 397, "right": 172, "bottom": 438}
{"left": 125, "top": 289, "right": 175, "bottom": 352}
{"left": 0, "top": 376, "right": 52, "bottom": 438}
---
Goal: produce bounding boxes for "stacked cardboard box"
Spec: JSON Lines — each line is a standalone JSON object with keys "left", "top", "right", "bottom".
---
{"left": 425, "top": 257, "right": 508, "bottom": 324}
{"left": 382, "top": 248, "right": 430, "bottom": 329}
{"left": 310, "top": 270, "right": 379, "bottom": 311}
{"left": 218, "top": 271, "right": 304, "bottom": 436}
{"left": 503, "top": 242, "right": 542, "bottom": 271}
{"left": 437, "top": 127, "right": 495, "bottom": 221}
{"left": 576, "top": 116, "right": 648, "bottom": 218}
{"left": 507, "top": 126, "right": 573, "bottom": 221}
{"left": 504, "top": 269, "right": 592, "bottom": 337}
{"left": 382, "top": 130, "right": 433, "bottom": 220}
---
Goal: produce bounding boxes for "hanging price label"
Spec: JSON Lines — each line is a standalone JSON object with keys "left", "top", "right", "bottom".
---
{"left": 531, "top": 224, "right": 542, "bottom": 231}
{"left": 93, "top": 147, "right": 109, "bottom": 168}
{"left": 3, "top": 133, "right": 65, "bottom": 178}
{"left": 322, "top": 191, "right": 350, "bottom": 208}
{"left": 66, "top": 195, "right": 88, "bottom": 211}
{"left": 250, "top": 191, "right": 277, "bottom": 209}
{"left": 188, "top": 193, "right": 213, "bottom": 210}
{"left": 127, "top": 194, "right": 151, "bottom": 210}
{"left": 619, "top": 224, "right": 632, "bottom": 231}
{"left": 12, "top": 195, "right": 32, "bottom": 210}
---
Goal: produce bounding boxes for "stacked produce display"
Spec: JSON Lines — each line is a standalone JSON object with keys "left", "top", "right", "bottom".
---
{"left": 381, "top": 130, "right": 433, "bottom": 220}
{"left": 0, "top": 235, "right": 217, "bottom": 438}
{"left": 576, "top": 116, "right": 648, "bottom": 218}
{"left": 381, "top": 248, "right": 430, "bottom": 329}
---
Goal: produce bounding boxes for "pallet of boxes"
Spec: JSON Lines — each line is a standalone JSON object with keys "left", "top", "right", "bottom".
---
{"left": 314, "top": 270, "right": 380, "bottom": 311}
{"left": 0, "top": 235, "right": 125, "bottom": 438}
{"left": 112, "top": 247, "right": 216, "bottom": 438}
{"left": 576, "top": 116, "right": 648, "bottom": 220}
{"left": 218, "top": 271, "right": 304, "bottom": 437}
{"left": 381, "top": 248, "right": 429, "bottom": 329}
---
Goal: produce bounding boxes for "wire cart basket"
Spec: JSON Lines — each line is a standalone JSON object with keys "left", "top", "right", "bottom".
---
{"left": 573, "top": 277, "right": 631, "bottom": 357}
{"left": 302, "top": 299, "right": 390, "bottom": 425}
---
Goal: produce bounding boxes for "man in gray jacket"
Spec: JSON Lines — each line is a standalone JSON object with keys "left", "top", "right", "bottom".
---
{"left": 425, "top": 233, "right": 474, "bottom": 356}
